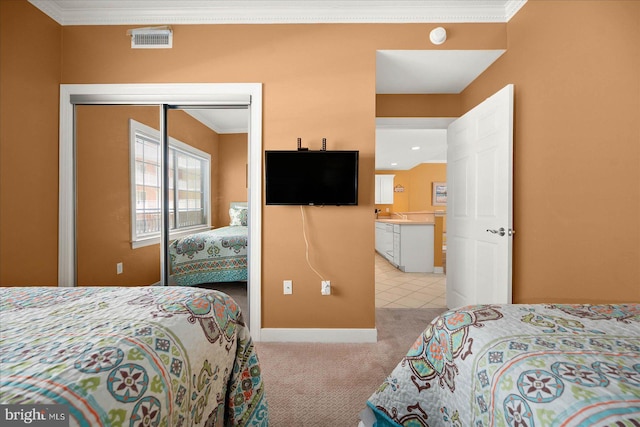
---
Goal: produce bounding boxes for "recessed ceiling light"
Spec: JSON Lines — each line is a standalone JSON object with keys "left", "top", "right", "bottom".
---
{"left": 411, "top": 146, "right": 421, "bottom": 150}
{"left": 391, "top": 162, "right": 398, "bottom": 166}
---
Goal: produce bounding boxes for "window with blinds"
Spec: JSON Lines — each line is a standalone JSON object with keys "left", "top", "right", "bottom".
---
{"left": 130, "top": 119, "right": 210, "bottom": 248}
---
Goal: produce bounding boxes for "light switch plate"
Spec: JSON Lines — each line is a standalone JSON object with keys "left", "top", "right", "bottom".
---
{"left": 284, "top": 280, "right": 293, "bottom": 295}
{"left": 321, "top": 280, "right": 331, "bottom": 295}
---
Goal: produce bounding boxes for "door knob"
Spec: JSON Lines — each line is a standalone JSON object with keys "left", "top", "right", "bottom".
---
{"left": 486, "top": 227, "right": 506, "bottom": 236}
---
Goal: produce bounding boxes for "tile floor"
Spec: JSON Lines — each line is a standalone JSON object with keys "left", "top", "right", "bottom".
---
{"left": 375, "top": 252, "right": 447, "bottom": 308}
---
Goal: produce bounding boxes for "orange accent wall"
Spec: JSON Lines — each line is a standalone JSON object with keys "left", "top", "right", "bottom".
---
{"left": 0, "top": 0, "right": 61, "bottom": 286}
{"left": 217, "top": 133, "right": 248, "bottom": 226}
{"left": 75, "top": 106, "right": 219, "bottom": 286}
{"left": 461, "top": 0, "right": 640, "bottom": 303}
{"left": 54, "top": 21, "right": 506, "bottom": 329}
{"left": 376, "top": 94, "right": 462, "bottom": 118}
{"left": 407, "top": 163, "right": 447, "bottom": 212}
{"left": 376, "top": 164, "right": 447, "bottom": 214}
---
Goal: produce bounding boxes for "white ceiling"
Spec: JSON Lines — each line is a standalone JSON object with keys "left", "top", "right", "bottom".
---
{"left": 376, "top": 50, "right": 505, "bottom": 94}
{"left": 375, "top": 48, "right": 505, "bottom": 169}
{"left": 28, "top": 0, "right": 524, "bottom": 169}
{"left": 184, "top": 108, "right": 250, "bottom": 134}
{"left": 375, "top": 118, "right": 454, "bottom": 170}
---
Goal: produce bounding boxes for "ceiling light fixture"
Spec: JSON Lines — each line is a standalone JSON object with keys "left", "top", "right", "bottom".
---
{"left": 391, "top": 162, "right": 398, "bottom": 166}
{"left": 411, "top": 146, "right": 421, "bottom": 150}
{"left": 429, "top": 27, "right": 447, "bottom": 45}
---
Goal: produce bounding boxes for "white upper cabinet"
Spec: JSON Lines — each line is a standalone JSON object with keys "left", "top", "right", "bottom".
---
{"left": 375, "top": 174, "right": 395, "bottom": 204}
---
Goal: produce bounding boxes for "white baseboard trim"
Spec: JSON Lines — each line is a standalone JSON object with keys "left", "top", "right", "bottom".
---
{"left": 434, "top": 266, "right": 444, "bottom": 274}
{"left": 259, "top": 328, "right": 377, "bottom": 343}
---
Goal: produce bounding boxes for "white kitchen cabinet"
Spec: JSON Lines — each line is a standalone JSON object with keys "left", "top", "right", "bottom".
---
{"left": 375, "top": 174, "right": 395, "bottom": 204}
{"left": 375, "top": 221, "right": 394, "bottom": 262}
{"left": 375, "top": 222, "right": 386, "bottom": 254}
{"left": 394, "top": 223, "right": 434, "bottom": 272}
{"left": 375, "top": 222, "right": 434, "bottom": 273}
{"left": 393, "top": 226, "right": 401, "bottom": 266}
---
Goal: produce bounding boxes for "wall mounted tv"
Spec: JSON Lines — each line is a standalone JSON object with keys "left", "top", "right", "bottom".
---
{"left": 265, "top": 150, "right": 359, "bottom": 206}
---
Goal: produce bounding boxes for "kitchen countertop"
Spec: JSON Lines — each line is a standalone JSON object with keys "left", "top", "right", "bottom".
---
{"left": 376, "top": 219, "right": 435, "bottom": 225}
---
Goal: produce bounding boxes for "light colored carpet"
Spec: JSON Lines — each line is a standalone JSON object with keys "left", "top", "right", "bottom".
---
{"left": 255, "top": 307, "right": 448, "bottom": 427}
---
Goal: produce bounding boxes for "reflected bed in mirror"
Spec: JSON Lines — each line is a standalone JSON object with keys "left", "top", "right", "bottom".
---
{"left": 168, "top": 202, "right": 248, "bottom": 286}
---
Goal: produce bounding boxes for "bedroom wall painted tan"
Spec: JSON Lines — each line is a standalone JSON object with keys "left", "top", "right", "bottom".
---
{"left": 0, "top": 0, "right": 61, "bottom": 286}
{"left": 75, "top": 106, "right": 219, "bottom": 286}
{"left": 217, "top": 133, "right": 248, "bottom": 226}
{"left": 461, "top": 0, "right": 639, "bottom": 303}
{"left": 57, "top": 20, "right": 506, "bottom": 329}
{"left": 376, "top": 94, "right": 462, "bottom": 118}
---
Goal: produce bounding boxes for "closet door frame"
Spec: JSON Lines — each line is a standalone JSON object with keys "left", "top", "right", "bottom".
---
{"left": 59, "top": 83, "right": 263, "bottom": 340}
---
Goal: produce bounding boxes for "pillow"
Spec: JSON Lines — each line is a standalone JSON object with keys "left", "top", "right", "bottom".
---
{"left": 229, "top": 207, "right": 248, "bottom": 226}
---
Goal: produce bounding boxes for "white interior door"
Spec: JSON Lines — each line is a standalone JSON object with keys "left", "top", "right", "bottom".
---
{"left": 446, "top": 84, "right": 514, "bottom": 308}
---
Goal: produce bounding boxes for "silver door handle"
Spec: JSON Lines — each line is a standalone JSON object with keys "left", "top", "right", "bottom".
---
{"left": 486, "top": 227, "right": 506, "bottom": 236}
{"left": 486, "top": 227, "right": 515, "bottom": 237}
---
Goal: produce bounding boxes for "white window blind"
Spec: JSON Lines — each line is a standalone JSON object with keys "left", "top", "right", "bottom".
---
{"left": 130, "top": 119, "right": 210, "bottom": 247}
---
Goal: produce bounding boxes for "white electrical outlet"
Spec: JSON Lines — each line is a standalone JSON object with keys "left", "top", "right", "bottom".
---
{"left": 283, "top": 280, "right": 293, "bottom": 295}
{"left": 116, "top": 262, "right": 123, "bottom": 275}
{"left": 321, "top": 280, "right": 331, "bottom": 295}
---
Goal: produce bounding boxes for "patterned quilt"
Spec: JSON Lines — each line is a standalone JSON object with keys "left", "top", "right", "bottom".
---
{"left": 169, "top": 226, "right": 248, "bottom": 286}
{"left": 365, "top": 304, "right": 640, "bottom": 427}
{"left": 0, "top": 286, "right": 268, "bottom": 426}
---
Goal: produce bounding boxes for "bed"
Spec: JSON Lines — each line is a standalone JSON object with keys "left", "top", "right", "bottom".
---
{"left": 362, "top": 303, "right": 640, "bottom": 427}
{"left": 0, "top": 286, "right": 268, "bottom": 426}
{"left": 169, "top": 203, "right": 248, "bottom": 287}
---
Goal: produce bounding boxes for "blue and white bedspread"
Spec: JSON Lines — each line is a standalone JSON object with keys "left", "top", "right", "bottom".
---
{"left": 0, "top": 286, "right": 268, "bottom": 426}
{"left": 365, "top": 304, "right": 640, "bottom": 427}
{"left": 169, "top": 226, "right": 248, "bottom": 286}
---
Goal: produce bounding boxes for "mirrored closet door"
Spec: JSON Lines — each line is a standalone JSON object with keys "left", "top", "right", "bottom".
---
{"left": 75, "top": 104, "right": 250, "bottom": 293}
{"left": 76, "top": 104, "right": 163, "bottom": 286}
{"left": 165, "top": 107, "right": 249, "bottom": 289}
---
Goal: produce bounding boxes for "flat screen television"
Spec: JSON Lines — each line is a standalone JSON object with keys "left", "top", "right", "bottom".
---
{"left": 265, "top": 150, "right": 359, "bottom": 206}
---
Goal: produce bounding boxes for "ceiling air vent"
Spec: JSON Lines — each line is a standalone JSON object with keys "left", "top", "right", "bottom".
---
{"left": 128, "top": 26, "right": 172, "bottom": 49}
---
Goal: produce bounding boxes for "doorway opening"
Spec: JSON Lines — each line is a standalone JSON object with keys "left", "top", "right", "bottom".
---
{"left": 374, "top": 49, "right": 508, "bottom": 311}
{"left": 374, "top": 118, "right": 451, "bottom": 309}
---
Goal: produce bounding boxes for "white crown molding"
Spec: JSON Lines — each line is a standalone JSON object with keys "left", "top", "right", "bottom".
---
{"left": 29, "top": 0, "right": 65, "bottom": 24}
{"left": 29, "top": 1, "right": 527, "bottom": 26}
{"left": 505, "top": 0, "right": 528, "bottom": 21}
